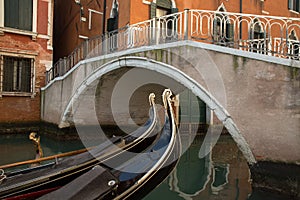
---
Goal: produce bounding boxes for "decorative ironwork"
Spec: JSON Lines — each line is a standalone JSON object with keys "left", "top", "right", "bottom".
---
{"left": 190, "top": 9, "right": 300, "bottom": 59}
{"left": 46, "top": 10, "right": 300, "bottom": 83}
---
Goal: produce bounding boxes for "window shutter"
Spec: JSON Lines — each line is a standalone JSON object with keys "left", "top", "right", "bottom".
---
{"left": 226, "top": 23, "right": 234, "bottom": 42}
{"left": 157, "top": 0, "right": 171, "bottom": 9}
{"left": 150, "top": 2, "right": 157, "bottom": 19}
{"left": 107, "top": 18, "right": 118, "bottom": 32}
{"left": 296, "top": 0, "right": 300, "bottom": 12}
{"left": 171, "top": 8, "right": 178, "bottom": 14}
{"left": 213, "top": 19, "right": 218, "bottom": 42}
{"left": 288, "top": 0, "right": 293, "bottom": 10}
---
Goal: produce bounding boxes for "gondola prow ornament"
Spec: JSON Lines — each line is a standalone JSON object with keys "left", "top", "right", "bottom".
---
{"left": 29, "top": 132, "right": 44, "bottom": 162}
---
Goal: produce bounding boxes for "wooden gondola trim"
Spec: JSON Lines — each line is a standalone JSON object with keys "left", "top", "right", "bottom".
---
{"left": 0, "top": 148, "right": 92, "bottom": 170}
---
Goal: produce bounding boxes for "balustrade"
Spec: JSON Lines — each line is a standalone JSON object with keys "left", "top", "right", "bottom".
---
{"left": 46, "top": 10, "right": 300, "bottom": 83}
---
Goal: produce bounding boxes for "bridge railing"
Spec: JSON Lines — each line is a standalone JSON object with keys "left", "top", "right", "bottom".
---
{"left": 189, "top": 9, "right": 300, "bottom": 59}
{"left": 46, "top": 11, "right": 185, "bottom": 83}
{"left": 46, "top": 9, "right": 300, "bottom": 84}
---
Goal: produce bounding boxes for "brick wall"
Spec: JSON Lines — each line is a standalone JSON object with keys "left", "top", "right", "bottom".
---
{"left": 0, "top": 0, "right": 52, "bottom": 123}
{"left": 0, "top": 33, "right": 50, "bottom": 123}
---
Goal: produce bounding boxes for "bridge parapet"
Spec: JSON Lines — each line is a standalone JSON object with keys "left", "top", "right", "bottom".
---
{"left": 46, "top": 10, "right": 300, "bottom": 84}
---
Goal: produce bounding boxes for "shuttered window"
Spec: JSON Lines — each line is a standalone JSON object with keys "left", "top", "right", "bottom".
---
{"left": 288, "top": 0, "right": 300, "bottom": 12}
{"left": 4, "top": 0, "right": 33, "bottom": 31}
{"left": 150, "top": 0, "right": 178, "bottom": 19}
{"left": 1, "top": 56, "right": 33, "bottom": 93}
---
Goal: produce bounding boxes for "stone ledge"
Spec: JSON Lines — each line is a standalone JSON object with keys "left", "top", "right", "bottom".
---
{"left": 250, "top": 161, "right": 300, "bottom": 198}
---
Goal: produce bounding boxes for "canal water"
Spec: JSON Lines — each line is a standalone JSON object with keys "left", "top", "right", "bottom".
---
{"left": 0, "top": 131, "right": 290, "bottom": 200}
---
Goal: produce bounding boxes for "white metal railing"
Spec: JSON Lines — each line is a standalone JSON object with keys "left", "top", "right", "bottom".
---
{"left": 46, "top": 10, "right": 300, "bottom": 83}
{"left": 189, "top": 9, "right": 300, "bottom": 58}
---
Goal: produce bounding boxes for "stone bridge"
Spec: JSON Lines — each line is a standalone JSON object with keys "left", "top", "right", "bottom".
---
{"left": 41, "top": 10, "right": 300, "bottom": 165}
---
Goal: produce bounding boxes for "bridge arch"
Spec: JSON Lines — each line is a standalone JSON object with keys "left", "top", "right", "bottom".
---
{"left": 60, "top": 56, "right": 256, "bottom": 164}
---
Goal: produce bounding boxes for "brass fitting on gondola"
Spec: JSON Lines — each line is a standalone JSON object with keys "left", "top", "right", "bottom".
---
{"left": 148, "top": 93, "right": 155, "bottom": 106}
{"left": 29, "top": 132, "right": 44, "bottom": 159}
{"left": 0, "top": 169, "right": 6, "bottom": 184}
{"left": 162, "top": 89, "right": 173, "bottom": 110}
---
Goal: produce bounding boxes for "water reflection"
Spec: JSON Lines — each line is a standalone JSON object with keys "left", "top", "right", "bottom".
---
{"left": 0, "top": 134, "right": 84, "bottom": 167}
{"left": 0, "top": 132, "right": 290, "bottom": 200}
{"left": 144, "top": 134, "right": 252, "bottom": 200}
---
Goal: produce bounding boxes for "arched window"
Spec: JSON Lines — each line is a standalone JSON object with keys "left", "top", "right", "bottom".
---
{"left": 249, "top": 18, "right": 266, "bottom": 53}
{"left": 288, "top": 30, "right": 299, "bottom": 60}
{"left": 149, "top": 0, "right": 179, "bottom": 43}
{"left": 250, "top": 18, "right": 264, "bottom": 39}
{"left": 107, "top": 0, "right": 119, "bottom": 51}
{"left": 213, "top": 4, "right": 233, "bottom": 46}
{"left": 107, "top": 0, "right": 119, "bottom": 32}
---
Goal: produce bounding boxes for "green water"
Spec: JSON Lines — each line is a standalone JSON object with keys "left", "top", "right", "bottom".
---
{"left": 0, "top": 133, "right": 291, "bottom": 200}
{"left": 144, "top": 135, "right": 290, "bottom": 200}
{"left": 0, "top": 134, "right": 84, "bottom": 170}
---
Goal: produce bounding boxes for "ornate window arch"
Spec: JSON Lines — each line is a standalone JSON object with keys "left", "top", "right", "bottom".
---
{"left": 250, "top": 18, "right": 264, "bottom": 39}
{"left": 213, "top": 3, "right": 233, "bottom": 46}
{"left": 249, "top": 18, "right": 267, "bottom": 54}
{"left": 107, "top": 0, "right": 119, "bottom": 32}
{"left": 288, "top": 29, "right": 299, "bottom": 60}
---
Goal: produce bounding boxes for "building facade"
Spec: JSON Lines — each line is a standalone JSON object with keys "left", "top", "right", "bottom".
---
{"left": 0, "top": 0, "right": 53, "bottom": 123}
{"left": 53, "top": 0, "right": 300, "bottom": 71}
{"left": 54, "top": 0, "right": 300, "bottom": 41}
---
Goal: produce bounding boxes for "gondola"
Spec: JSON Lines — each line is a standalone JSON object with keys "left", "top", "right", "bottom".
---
{"left": 0, "top": 93, "right": 160, "bottom": 199}
{"left": 0, "top": 89, "right": 181, "bottom": 199}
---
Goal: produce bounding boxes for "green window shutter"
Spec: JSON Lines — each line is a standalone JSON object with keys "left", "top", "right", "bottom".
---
{"left": 179, "top": 90, "right": 206, "bottom": 124}
{"left": 171, "top": 8, "right": 178, "bottom": 14}
{"left": 296, "top": 0, "right": 300, "bottom": 12}
{"left": 213, "top": 19, "right": 219, "bottom": 42}
{"left": 157, "top": 0, "right": 171, "bottom": 9}
{"left": 150, "top": 2, "right": 157, "bottom": 19}
{"left": 226, "top": 23, "right": 234, "bottom": 42}
{"left": 288, "top": 0, "right": 293, "bottom": 10}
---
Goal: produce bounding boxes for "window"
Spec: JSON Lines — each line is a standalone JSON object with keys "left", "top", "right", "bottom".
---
{"left": 1, "top": 56, "right": 33, "bottom": 93}
{"left": 4, "top": 0, "right": 33, "bottom": 31}
{"left": 156, "top": 7, "right": 169, "bottom": 17}
{"left": 249, "top": 19, "right": 267, "bottom": 54}
{"left": 213, "top": 5, "right": 234, "bottom": 46}
{"left": 288, "top": 0, "right": 300, "bottom": 12}
{"left": 288, "top": 30, "right": 299, "bottom": 60}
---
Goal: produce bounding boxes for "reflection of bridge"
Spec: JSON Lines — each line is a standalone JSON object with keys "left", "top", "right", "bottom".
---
{"left": 41, "top": 10, "right": 300, "bottom": 165}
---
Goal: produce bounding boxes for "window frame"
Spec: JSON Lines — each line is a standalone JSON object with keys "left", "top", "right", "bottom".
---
{"left": 0, "top": 52, "right": 36, "bottom": 98}
{"left": 0, "top": 0, "right": 38, "bottom": 37}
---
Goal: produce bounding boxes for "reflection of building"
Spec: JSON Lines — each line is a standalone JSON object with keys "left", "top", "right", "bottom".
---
{"left": 144, "top": 135, "right": 252, "bottom": 199}
{"left": 0, "top": 0, "right": 53, "bottom": 123}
